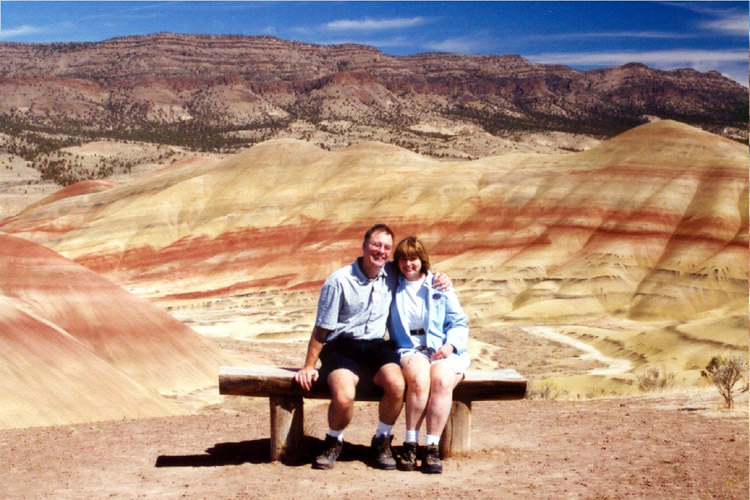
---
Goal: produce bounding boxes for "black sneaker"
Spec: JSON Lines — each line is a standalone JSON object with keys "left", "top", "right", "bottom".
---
{"left": 422, "top": 444, "right": 442, "bottom": 474}
{"left": 371, "top": 434, "right": 397, "bottom": 470}
{"left": 314, "top": 435, "right": 343, "bottom": 470}
{"left": 399, "top": 442, "right": 418, "bottom": 471}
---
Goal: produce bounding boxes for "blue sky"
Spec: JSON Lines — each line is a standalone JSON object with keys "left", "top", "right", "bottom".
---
{"left": 1, "top": 1, "right": 748, "bottom": 85}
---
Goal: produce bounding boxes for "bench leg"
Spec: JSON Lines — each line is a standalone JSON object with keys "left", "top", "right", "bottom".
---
{"left": 440, "top": 399, "right": 471, "bottom": 458}
{"left": 269, "top": 395, "right": 304, "bottom": 461}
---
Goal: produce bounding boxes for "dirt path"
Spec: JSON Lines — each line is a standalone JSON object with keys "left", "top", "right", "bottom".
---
{"left": 2, "top": 392, "right": 747, "bottom": 500}
{"left": 521, "top": 326, "right": 633, "bottom": 376}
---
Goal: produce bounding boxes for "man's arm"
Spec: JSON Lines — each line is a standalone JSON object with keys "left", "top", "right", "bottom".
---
{"left": 388, "top": 259, "right": 452, "bottom": 290}
{"left": 294, "top": 325, "right": 330, "bottom": 390}
{"left": 432, "top": 270, "right": 452, "bottom": 291}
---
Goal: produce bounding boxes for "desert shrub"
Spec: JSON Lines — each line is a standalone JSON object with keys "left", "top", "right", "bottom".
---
{"left": 636, "top": 367, "right": 676, "bottom": 392}
{"left": 701, "top": 355, "right": 749, "bottom": 409}
{"left": 528, "top": 379, "right": 568, "bottom": 400}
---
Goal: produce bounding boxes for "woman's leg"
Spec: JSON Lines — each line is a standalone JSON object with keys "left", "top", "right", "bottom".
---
{"left": 401, "top": 354, "right": 431, "bottom": 434}
{"left": 425, "top": 361, "right": 463, "bottom": 438}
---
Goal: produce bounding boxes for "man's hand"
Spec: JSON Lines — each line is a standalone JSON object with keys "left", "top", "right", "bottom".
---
{"left": 432, "top": 271, "right": 452, "bottom": 291}
{"left": 295, "top": 325, "right": 329, "bottom": 391}
{"left": 295, "top": 367, "right": 319, "bottom": 391}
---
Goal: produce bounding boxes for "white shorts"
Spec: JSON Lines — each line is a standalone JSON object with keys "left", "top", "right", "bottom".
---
{"left": 398, "top": 346, "right": 468, "bottom": 374}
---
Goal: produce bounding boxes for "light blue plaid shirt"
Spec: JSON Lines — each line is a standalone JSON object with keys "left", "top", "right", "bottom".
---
{"left": 315, "top": 259, "right": 398, "bottom": 342}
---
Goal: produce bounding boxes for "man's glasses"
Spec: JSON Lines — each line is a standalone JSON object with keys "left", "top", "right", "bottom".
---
{"left": 367, "top": 241, "right": 392, "bottom": 252}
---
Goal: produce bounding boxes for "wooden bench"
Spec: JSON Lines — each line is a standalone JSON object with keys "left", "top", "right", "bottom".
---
{"left": 219, "top": 365, "right": 527, "bottom": 461}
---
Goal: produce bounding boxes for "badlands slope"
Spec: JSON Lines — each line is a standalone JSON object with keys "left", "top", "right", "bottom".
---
{"left": 0, "top": 233, "right": 229, "bottom": 429}
{"left": 1, "top": 120, "right": 747, "bottom": 394}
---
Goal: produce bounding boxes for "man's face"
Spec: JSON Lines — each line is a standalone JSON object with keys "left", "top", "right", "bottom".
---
{"left": 363, "top": 231, "right": 393, "bottom": 270}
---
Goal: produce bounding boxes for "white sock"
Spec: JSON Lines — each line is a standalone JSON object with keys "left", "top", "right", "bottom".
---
{"left": 375, "top": 421, "right": 393, "bottom": 437}
{"left": 425, "top": 434, "right": 440, "bottom": 446}
{"left": 327, "top": 428, "right": 344, "bottom": 441}
{"left": 405, "top": 429, "right": 419, "bottom": 443}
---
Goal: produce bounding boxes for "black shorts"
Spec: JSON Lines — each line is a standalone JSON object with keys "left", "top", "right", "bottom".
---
{"left": 319, "top": 338, "right": 400, "bottom": 386}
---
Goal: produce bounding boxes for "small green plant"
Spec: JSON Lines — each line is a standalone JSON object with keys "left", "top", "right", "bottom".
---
{"left": 636, "top": 367, "right": 676, "bottom": 392}
{"left": 701, "top": 355, "right": 749, "bottom": 409}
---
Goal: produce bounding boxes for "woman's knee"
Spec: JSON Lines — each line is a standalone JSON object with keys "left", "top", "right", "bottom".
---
{"left": 403, "top": 356, "right": 430, "bottom": 386}
{"left": 407, "top": 370, "right": 431, "bottom": 394}
{"left": 430, "top": 368, "right": 458, "bottom": 394}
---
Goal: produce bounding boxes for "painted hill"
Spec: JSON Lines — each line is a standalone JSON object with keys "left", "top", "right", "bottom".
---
{"left": 1, "top": 120, "right": 746, "bottom": 392}
{"left": 0, "top": 233, "right": 229, "bottom": 429}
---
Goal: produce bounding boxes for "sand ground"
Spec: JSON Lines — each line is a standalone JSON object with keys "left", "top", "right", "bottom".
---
{"left": 2, "top": 392, "right": 747, "bottom": 500}
{"left": 2, "top": 335, "right": 747, "bottom": 500}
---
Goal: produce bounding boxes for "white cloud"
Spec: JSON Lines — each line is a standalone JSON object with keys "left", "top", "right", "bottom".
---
{"left": 528, "top": 31, "right": 697, "bottom": 41}
{"left": 326, "top": 17, "right": 428, "bottom": 32}
{"left": 0, "top": 25, "right": 43, "bottom": 39}
{"left": 700, "top": 13, "right": 749, "bottom": 36}
{"left": 424, "top": 35, "right": 486, "bottom": 54}
{"left": 668, "top": 3, "right": 749, "bottom": 36}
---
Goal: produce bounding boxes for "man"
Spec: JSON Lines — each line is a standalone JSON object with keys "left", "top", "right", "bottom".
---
{"left": 295, "top": 224, "right": 449, "bottom": 470}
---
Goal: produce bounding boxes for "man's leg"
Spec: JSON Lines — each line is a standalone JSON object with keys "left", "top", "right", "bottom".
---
{"left": 314, "top": 368, "right": 358, "bottom": 469}
{"left": 327, "top": 368, "right": 359, "bottom": 431}
{"left": 373, "top": 362, "right": 406, "bottom": 426}
{"left": 370, "top": 362, "right": 404, "bottom": 470}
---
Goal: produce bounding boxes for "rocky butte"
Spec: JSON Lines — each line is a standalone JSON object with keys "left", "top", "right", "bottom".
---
{"left": 0, "top": 33, "right": 746, "bottom": 162}
{"left": 1, "top": 119, "right": 746, "bottom": 412}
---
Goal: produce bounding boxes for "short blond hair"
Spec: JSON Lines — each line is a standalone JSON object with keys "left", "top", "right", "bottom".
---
{"left": 393, "top": 236, "right": 431, "bottom": 275}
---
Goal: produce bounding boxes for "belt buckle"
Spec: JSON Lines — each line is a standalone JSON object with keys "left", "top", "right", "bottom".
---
{"left": 415, "top": 345, "right": 435, "bottom": 357}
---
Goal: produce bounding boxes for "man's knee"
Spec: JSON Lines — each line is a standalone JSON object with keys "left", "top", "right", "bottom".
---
{"left": 328, "top": 369, "right": 357, "bottom": 404}
{"left": 375, "top": 363, "right": 405, "bottom": 396}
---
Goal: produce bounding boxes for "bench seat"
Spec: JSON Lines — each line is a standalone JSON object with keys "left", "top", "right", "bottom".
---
{"left": 219, "top": 365, "right": 527, "bottom": 461}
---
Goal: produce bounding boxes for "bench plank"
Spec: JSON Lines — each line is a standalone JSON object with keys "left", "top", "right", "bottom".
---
{"left": 219, "top": 366, "right": 527, "bottom": 400}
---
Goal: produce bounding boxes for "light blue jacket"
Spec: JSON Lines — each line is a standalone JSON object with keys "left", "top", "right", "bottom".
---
{"left": 388, "top": 271, "right": 471, "bottom": 372}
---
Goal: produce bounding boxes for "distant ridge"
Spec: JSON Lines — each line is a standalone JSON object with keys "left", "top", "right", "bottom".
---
{"left": 0, "top": 32, "right": 745, "bottom": 161}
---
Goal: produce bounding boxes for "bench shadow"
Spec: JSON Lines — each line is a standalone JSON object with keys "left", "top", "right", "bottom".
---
{"left": 154, "top": 436, "right": 376, "bottom": 468}
{"left": 155, "top": 439, "right": 270, "bottom": 467}
{"left": 309, "top": 437, "right": 373, "bottom": 467}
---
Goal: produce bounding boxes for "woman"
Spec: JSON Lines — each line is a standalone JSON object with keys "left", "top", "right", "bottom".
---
{"left": 388, "top": 236, "right": 470, "bottom": 473}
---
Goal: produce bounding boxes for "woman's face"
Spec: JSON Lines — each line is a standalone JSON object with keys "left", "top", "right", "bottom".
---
{"left": 398, "top": 256, "right": 423, "bottom": 281}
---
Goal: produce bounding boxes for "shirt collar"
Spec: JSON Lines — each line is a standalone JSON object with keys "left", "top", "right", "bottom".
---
{"left": 354, "top": 257, "right": 387, "bottom": 284}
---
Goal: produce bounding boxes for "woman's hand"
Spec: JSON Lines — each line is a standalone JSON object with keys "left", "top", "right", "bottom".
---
{"left": 430, "top": 344, "right": 455, "bottom": 361}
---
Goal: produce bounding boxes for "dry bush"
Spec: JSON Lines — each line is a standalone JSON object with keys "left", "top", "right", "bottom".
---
{"left": 636, "top": 367, "right": 676, "bottom": 392}
{"left": 528, "top": 379, "right": 569, "bottom": 400}
{"left": 701, "top": 355, "right": 749, "bottom": 409}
